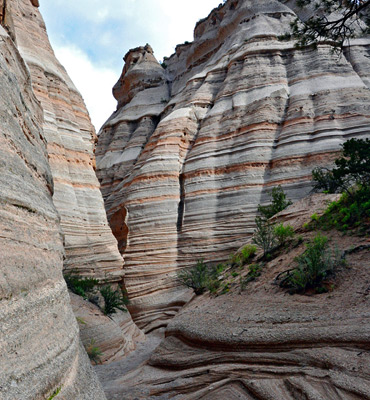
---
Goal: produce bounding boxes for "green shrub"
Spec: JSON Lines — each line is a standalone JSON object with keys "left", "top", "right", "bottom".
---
{"left": 229, "top": 244, "right": 256, "bottom": 268}
{"left": 221, "top": 282, "right": 230, "bottom": 294}
{"left": 240, "top": 263, "right": 262, "bottom": 291}
{"left": 277, "top": 234, "right": 343, "bottom": 293}
{"left": 177, "top": 260, "right": 210, "bottom": 295}
{"left": 100, "top": 286, "right": 129, "bottom": 316}
{"left": 206, "top": 263, "right": 226, "bottom": 293}
{"left": 258, "top": 185, "right": 292, "bottom": 219}
{"left": 318, "top": 186, "right": 370, "bottom": 232}
{"left": 240, "top": 244, "right": 257, "bottom": 262}
{"left": 229, "top": 253, "right": 242, "bottom": 267}
{"left": 252, "top": 217, "right": 277, "bottom": 257}
{"left": 274, "top": 223, "right": 295, "bottom": 246}
{"left": 85, "top": 339, "right": 103, "bottom": 365}
{"left": 63, "top": 273, "right": 99, "bottom": 299}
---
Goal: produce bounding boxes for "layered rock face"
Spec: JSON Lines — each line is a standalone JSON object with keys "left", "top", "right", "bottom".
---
{"left": 0, "top": 17, "right": 106, "bottom": 400}
{"left": 96, "top": 0, "right": 370, "bottom": 330}
{"left": 6, "top": 0, "right": 144, "bottom": 362}
{"left": 11, "top": 0, "right": 124, "bottom": 282}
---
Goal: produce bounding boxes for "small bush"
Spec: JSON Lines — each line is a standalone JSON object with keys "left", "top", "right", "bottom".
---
{"left": 229, "top": 245, "right": 256, "bottom": 267}
{"left": 252, "top": 217, "right": 277, "bottom": 257}
{"left": 258, "top": 186, "right": 292, "bottom": 219}
{"left": 206, "top": 263, "right": 226, "bottom": 293}
{"left": 177, "top": 260, "right": 210, "bottom": 295}
{"left": 47, "top": 387, "right": 61, "bottom": 400}
{"left": 85, "top": 339, "right": 103, "bottom": 365}
{"left": 318, "top": 186, "right": 370, "bottom": 233}
{"left": 100, "top": 286, "right": 129, "bottom": 316}
{"left": 277, "top": 234, "right": 343, "bottom": 293}
{"left": 240, "top": 263, "right": 262, "bottom": 291}
{"left": 240, "top": 244, "right": 257, "bottom": 262}
{"left": 274, "top": 223, "right": 295, "bottom": 246}
{"left": 64, "top": 273, "right": 99, "bottom": 299}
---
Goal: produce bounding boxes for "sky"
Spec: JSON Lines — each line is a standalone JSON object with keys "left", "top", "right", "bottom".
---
{"left": 39, "top": 0, "right": 222, "bottom": 131}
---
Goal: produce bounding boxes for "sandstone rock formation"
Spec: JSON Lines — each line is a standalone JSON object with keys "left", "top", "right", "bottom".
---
{"left": 1, "top": 6, "right": 143, "bottom": 399}
{"left": 0, "top": 16, "right": 106, "bottom": 400}
{"left": 96, "top": 195, "right": 370, "bottom": 399}
{"left": 96, "top": 0, "right": 370, "bottom": 331}
{"left": 11, "top": 0, "right": 124, "bottom": 282}
{"left": 6, "top": 0, "right": 144, "bottom": 364}
{"left": 71, "top": 293, "right": 145, "bottom": 364}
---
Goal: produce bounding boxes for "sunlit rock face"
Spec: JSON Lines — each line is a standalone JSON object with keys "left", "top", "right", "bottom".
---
{"left": 0, "top": 14, "right": 106, "bottom": 400}
{"left": 96, "top": 0, "right": 370, "bottom": 331}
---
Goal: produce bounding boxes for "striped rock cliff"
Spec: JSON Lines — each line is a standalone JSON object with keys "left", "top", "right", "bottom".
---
{"left": 8, "top": 0, "right": 144, "bottom": 363}
{"left": 96, "top": 0, "right": 370, "bottom": 331}
{"left": 0, "top": 15, "right": 106, "bottom": 400}
{"left": 11, "top": 0, "right": 124, "bottom": 282}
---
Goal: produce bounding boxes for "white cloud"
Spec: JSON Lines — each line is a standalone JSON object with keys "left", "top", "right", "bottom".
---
{"left": 54, "top": 45, "right": 118, "bottom": 131}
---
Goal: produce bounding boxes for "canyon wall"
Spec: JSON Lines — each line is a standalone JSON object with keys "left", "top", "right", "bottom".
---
{"left": 0, "top": 13, "right": 106, "bottom": 400}
{"left": 96, "top": 0, "right": 370, "bottom": 331}
{"left": 11, "top": 0, "right": 124, "bottom": 281}
{"left": 0, "top": 3, "right": 143, "bottom": 397}
{"left": 9, "top": 0, "right": 144, "bottom": 361}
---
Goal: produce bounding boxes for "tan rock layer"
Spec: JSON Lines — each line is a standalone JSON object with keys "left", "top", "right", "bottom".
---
{"left": 71, "top": 293, "right": 145, "bottom": 365}
{"left": 0, "top": 24, "right": 106, "bottom": 399}
{"left": 96, "top": 0, "right": 370, "bottom": 330}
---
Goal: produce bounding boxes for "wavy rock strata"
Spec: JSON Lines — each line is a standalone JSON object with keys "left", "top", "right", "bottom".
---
{"left": 96, "top": 0, "right": 370, "bottom": 330}
{"left": 0, "top": 17, "right": 106, "bottom": 400}
{"left": 97, "top": 195, "right": 370, "bottom": 400}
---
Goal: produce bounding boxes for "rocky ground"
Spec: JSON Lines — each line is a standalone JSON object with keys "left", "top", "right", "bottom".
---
{"left": 93, "top": 194, "right": 370, "bottom": 399}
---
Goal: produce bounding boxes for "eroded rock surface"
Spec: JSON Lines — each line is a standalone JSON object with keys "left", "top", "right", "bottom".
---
{"left": 97, "top": 196, "right": 370, "bottom": 399}
{"left": 96, "top": 0, "right": 370, "bottom": 330}
{"left": 5, "top": 0, "right": 144, "bottom": 364}
{"left": 11, "top": 0, "right": 124, "bottom": 282}
{"left": 0, "top": 19, "right": 106, "bottom": 400}
{"left": 71, "top": 293, "right": 145, "bottom": 364}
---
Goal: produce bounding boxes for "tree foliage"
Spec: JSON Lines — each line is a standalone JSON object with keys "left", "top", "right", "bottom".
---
{"left": 177, "top": 260, "right": 210, "bottom": 295}
{"left": 258, "top": 185, "right": 292, "bottom": 219}
{"left": 100, "top": 286, "right": 129, "bottom": 316}
{"left": 280, "top": 0, "right": 370, "bottom": 51}
{"left": 312, "top": 138, "right": 370, "bottom": 194}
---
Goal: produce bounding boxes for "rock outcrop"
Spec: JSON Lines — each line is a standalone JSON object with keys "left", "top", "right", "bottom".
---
{"left": 71, "top": 293, "right": 145, "bottom": 364}
{"left": 96, "top": 195, "right": 370, "bottom": 399}
{"left": 0, "top": 15, "right": 106, "bottom": 400}
{"left": 96, "top": 0, "right": 370, "bottom": 331}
